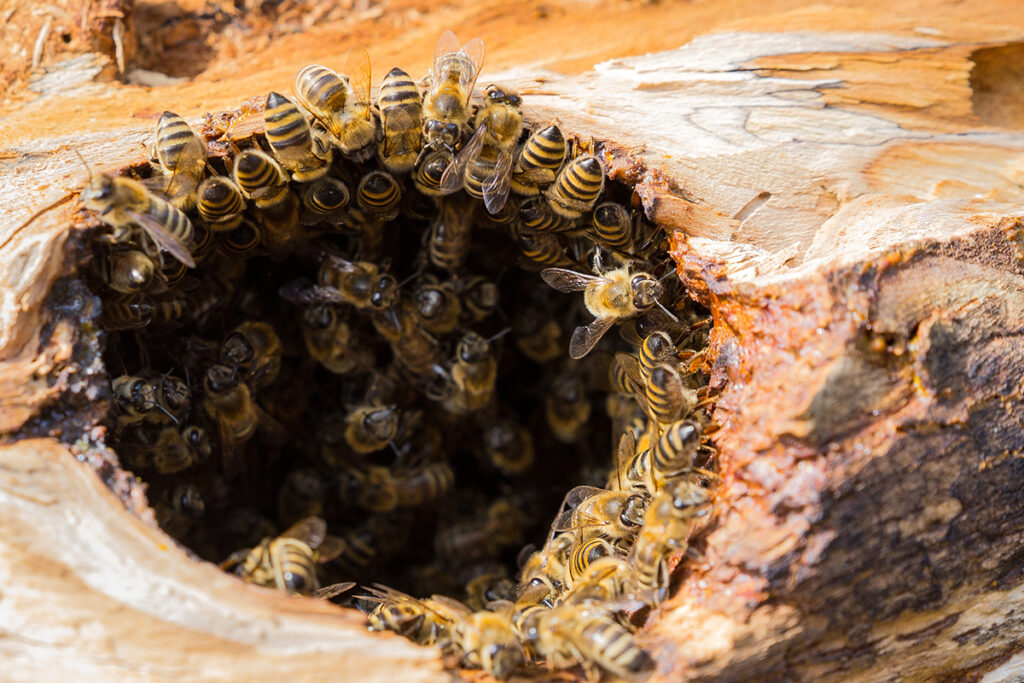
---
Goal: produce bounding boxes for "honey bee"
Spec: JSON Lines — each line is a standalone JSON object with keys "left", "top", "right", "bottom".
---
{"left": 334, "top": 514, "right": 408, "bottom": 578}
{"left": 101, "top": 248, "right": 155, "bottom": 293}
{"left": 566, "top": 537, "right": 619, "bottom": 588}
{"left": 436, "top": 498, "right": 528, "bottom": 564}
{"left": 521, "top": 530, "right": 574, "bottom": 591}
{"left": 362, "top": 584, "right": 462, "bottom": 647}
{"left": 413, "top": 148, "right": 454, "bottom": 196}
{"left": 511, "top": 124, "right": 566, "bottom": 196}
{"left": 372, "top": 306, "right": 442, "bottom": 378}
{"left": 301, "top": 304, "right": 373, "bottom": 375}
{"left": 153, "top": 482, "right": 206, "bottom": 539}
{"left": 294, "top": 48, "right": 378, "bottom": 162}
{"left": 202, "top": 362, "right": 259, "bottom": 478}
{"left": 421, "top": 30, "right": 485, "bottom": 155}
{"left": 81, "top": 174, "right": 196, "bottom": 268}
{"left": 377, "top": 67, "right": 423, "bottom": 173}
{"left": 637, "top": 330, "right": 678, "bottom": 379}
{"left": 263, "top": 91, "right": 332, "bottom": 182}
{"left": 150, "top": 293, "right": 188, "bottom": 324}
{"left": 122, "top": 424, "right": 210, "bottom": 474}
{"left": 464, "top": 568, "right": 517, "bottom": 612}
{"left": 411, "top": 275, "right": 462, "bottom": 336}
{"left": 189, "top": 222, "right": 216, "bottom": 263}
{"left": 547, "top": 486, "right": 647, "bottom": 553}
{"left": 541, "top": 258, "right": 671, "bottom": 359}
{"left": 344, "top": 403, "right": 399, "bottom": 454}
{"left": 482, "top": 416, "right": 534, "bottom": 475}
{"left": 443, "top": 331, "right": 499, "bottom": 413}
{"left": 545, "top": 155, "right": 605, "bottom": 220}
{"left": 535, "top": 602, "right": 653, "bottom": 680}
{"left": 564, "top": 555, "right": 630, "bottom": 604}
{"left": 545, "top": 366, "right": 592, "bottom": 443}
{"left": 440, "top": 85, "right": 522, "bottom": 214}
{"left": 649, "top": 417, "right": 706, "bottom": 479}
{"left": 512, "top": 302, "right": 562, "bottom": 364}
{"left": 626, "top": 477, "right": 711, "bottom": 603}
{"left": 428, "top": 194, "right": 474, "bottom": 271}
{"left": 277, "top": 467, "right": 326, "bottom": 526}
{"left": 353, "top": 462, "right": 455, "bottom": 512}
{"left": 300, "top": 177, "right": 349, "bottom": 226}
{"left": 589, "top": 201, "right": 632, "bottom": 250}
{"left": 113, "top": 372, "right": 191, "bottom": 427}
{"left": 316, "top": 253, "right": 399, "bottom": 311}
{"left": 221, "top": 320, "right": 283, "bottom": 389}
{"left": 455, "top": 603, "right": 525, "bottom": 681}
{"left": 196, "top": 176, "right": 246, "bottom": 232}
{"left": 257, "top": 188, "right": 301, "bottom": 252}
{"left": 518, "top": 195, "right": 576, "bottom": 233}
{"left": 232, "top": 149, "right": 289, "bottom": 209}
{"left": 217, "top": 221, "right": 264, "bottom": 258}
{"left": 99, "top": 293, "right": 153, "bottom": 330}
{"left": 516, "top": 233, "right": 576, "bottom": 270}
{"left": 458, "top": 274, "right": 500, "bottom": 324}
{"left": 356, "top": 170, "right": 402, "bottom": 221}
{"left": 150, "top": 111, "right": 207, "bottom": 210}
{"left": 220, "top": 516, "right": 349, "bottom": 596}
{"left": 645, "top": 362, "right": 697, "bottom": 425}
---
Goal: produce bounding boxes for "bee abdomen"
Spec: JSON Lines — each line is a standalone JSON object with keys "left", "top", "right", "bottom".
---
{"left": 265, "top": 91, "right": 313, "bottom": 151}
{"left": 546, "top": 155, "right": 605, "bottom": 219}
{"left": 197, "top": 177, "right": 245, "bottom": 231}
{"left": 580, "top": 618, "right": 652, "bottom": 674}
{"left": 652, "top": 418, "right": 702, "bottom": 474}
{"left": 233, "top": 149, "right": 287, "bottom": 208}
{"left": 519, "top": 196, "right": 575, "bottom": 233}
{"left": 590, "top": 202, "right": 632, "bottom": 249}
{"left": 155, "top": 111, "right": 200, "bottom": 167}
{"left": 645, "top": 364, "right": 685, "bottom": 425}
{"left": 357, "top": 171, "right": 402, "bottom": 217}
{"left": 219, "top": 222, "right": 263, "bottom": 258}
{"left": 517, "top": 125, "right": 565, "bottom": 173}
{"left": 149, "top": 197, "right": 195, "bottom": 246}
{"left": 295, "top": 65, "right": 348, "bottom": 115}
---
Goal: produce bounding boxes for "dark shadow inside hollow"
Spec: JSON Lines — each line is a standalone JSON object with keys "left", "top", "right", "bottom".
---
{"left": 970, "top": 42, "right": 1024, "bottom": 129}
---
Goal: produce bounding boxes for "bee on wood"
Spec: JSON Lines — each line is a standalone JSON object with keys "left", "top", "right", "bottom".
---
{"left": 263, "top": 91, "right": 332, "bottom": 182}
{"left": 150, "top": 111, "right": 207, "bottom": 210}
{"left": 421, "top": 30, "right": 485, "bottom": 156}
{"left": 196, "top": 176, "right": 246, "bottom": 232}
{"left": 511, "top": 124, "right": 566, "bottom": 197}
{"left": 377, "top": 67, "right": 423, "bottom": 173}
{"left": 232, "top": 149, "right": 289, "bottom": 209}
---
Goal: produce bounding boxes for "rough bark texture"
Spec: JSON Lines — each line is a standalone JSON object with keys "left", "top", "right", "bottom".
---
{"left": 1, "top": 0, "right": 1023, "bottom": 681}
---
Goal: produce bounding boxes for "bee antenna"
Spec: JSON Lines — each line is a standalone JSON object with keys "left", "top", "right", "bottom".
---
{"left": 73, "top": 148, "right": 92, "bottom": 181}
{"left": 486, "top": 327, "right": 511, "bottom": 343}
{"left": 653, "top": 298, "right": 680, "bottom": 323}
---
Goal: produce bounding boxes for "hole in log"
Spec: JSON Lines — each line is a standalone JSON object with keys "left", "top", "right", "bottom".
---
{"left": 969, "top": 42, "right": 1024, "bottom": 128}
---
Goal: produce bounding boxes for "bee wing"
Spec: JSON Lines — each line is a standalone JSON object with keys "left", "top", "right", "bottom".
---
{"left": 457, "top": 38, "right": 485, "bottom": 103}
{"left": 342, "top": 46, "right": 373, "bottom": 111}
{"left": 614, "top": 352, "right": 643, "bottom": 387}
{"left": 164, "top": 136, "right": 207, "bottom": 196}
{"left": 431, "top": 30, "right": 462, "bottom": 81}
{"left": 540, "top": 267, "right": 597, "bottom": 292}
{"left": 278, "top": 278, "right": 346, "bottom": 305}
{"left": 549, "top": 485, "right": 605, "bottom": 532}
{"left": 427, "top": 593, "right": 475, "bottom": 621}
{"left": 315, "top": 581, "right": 356, "bottom": 599}
{"left": 439, "top": 122, "right": 485, "bottom": 194}
{"left": 218, "top": 547, "right": 252, "bottom": 572}
{"left": 569, "top": 317, "right": 616, "bottom": 360}
{"left": 128, "top": 209, "right": 196, "bottom": 268}
{"left": 280, "top": 516, "right": 328, "bottom": 547}
{"left": 614, "top": 430, "right": 637, "bottom": 490}
{"left": 481, "top": 146, "right": 513, "bottom": 215}
{"left": 315, "top": 534, "right": 347, "bottom": 563}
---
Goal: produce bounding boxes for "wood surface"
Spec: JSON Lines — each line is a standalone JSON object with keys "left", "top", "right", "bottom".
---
{"left": 1, "top": 0, "right": 1023, "bottom": 680}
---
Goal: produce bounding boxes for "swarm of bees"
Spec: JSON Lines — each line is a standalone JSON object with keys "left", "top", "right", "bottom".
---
{"left": 81, "top": 30, "right": 718, "bottom": 681}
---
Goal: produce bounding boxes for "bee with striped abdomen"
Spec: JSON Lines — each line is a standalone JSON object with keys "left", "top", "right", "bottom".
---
{"left": 421, "top": 30, "right": 484, "bottom": 155}
{"left": 589, "top": 201, "right": 632, "bottom": 251}
{"left": 232, "top": 149, "right": 289, "bottom": 209}
{"left": 377, "top": 67, "right": 423, "bottom": 173}
{"left": 100, "top": 248, "right": 155, "bottom": 294}
{"left": 511, "top": 124, "right": 566, "bottom": 196}
{"left": 150, "top": 111, "right": 207, "bottom": 210}
{"left": 300, "top": 177, "right": 349, "bottom": 226}
{"left": 356, "top": 170, "right": 402, "bottom": 222}
{"left": 545, "top": 154, "right": 605, "bottom": 220}
{"left": 263, "top": 91, "right": 332, "bottom": 182}
{"left": 196, "top": 176, "right": 246, "bottom": 232}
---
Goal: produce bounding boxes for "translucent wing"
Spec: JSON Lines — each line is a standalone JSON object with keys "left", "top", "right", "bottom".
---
{"left": 482, "top": 146, "right": 513, "bottom": 215}
{"left": 163, "top": 137, "right": 207, "bottom": 199}
{"left": 549, "top": 485, "right": 604, "bottom": 532}
{"left": 569, "top": 316, "right": 616, "bottom": 360}
{"left": 128, "top": 209, "right": 196, "bottom": 268}
{"left": 540, "top": 267, "right": 597, "bottom": 293}
{"left": 218, "top": 547, "right": 252, "bottom": 571}
{"left": 457, "top": 38, "right": 485, "bottom": 103}
{"left": 280, "top": 516, "right": 327, "bottom": 547}
{"left": 317, "top": 250, "right": 359, "bottom": 274}
{"left": 315, "top": 581, "right": 356, "bottom": 599}
{"left": 613, "top": 352, "right": 643, "bottom": 387}
{"left": 612, "top": 430, "right": 637, "bottom": 491}
{"left": 343, "top": 46, "right": 373, "bottom": 111}
{"left": 278, "top": 279, "right": 346, "bottom": 305}
{"left": 315, "top": 535, "right": 347, "bottom": 563}
{"left": 427, "top": 593, "right": 474, "bottom": 621}
{"left": 439, "top": 122, "right": 485, "bottom": 194}
{"left": 431, "top": 31, "right": 461, "bottom": 82}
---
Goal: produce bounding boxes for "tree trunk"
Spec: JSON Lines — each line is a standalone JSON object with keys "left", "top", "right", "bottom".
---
{"left": 1, "top": 0, "right": 1023, "bottom": 681}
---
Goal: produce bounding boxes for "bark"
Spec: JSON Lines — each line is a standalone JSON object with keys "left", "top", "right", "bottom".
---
{"left": 1, "top": 0, "right": 1023, "bottom": 681}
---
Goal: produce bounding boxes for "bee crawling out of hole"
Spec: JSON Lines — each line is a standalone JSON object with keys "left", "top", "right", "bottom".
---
{"left": 77, "top": 27, "right": 718, "bottom": 682}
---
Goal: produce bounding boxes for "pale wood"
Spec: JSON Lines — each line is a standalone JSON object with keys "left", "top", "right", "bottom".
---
{"left": 1, "top": 0, "right": 1024, "bottom": 681}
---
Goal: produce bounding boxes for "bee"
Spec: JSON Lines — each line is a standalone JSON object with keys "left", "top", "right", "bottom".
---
{"left": 202, "top": 362, "right": 259, "bottom": 478}
{"left": 218, "top": 221, "right": 264, "bottom": 258}
{"left": 189, "top": 222, "right": 216, "bottom": 263}
{"left": 545, "top": 367, "right": 592, "bottom": 443}
{"left": 344, "top": 403, "right": 399, "bottom": 454}
{"left": 443, "top": 331, "right": 499, "bottom": 413}
{"left": 81, "top": 174, "right": 196, "bottom": 268}
{"left": 99, "top": 293, "right": 153, "bottom": 330}
{"left": 220, "top": 516, "right": 348, "bottom": 596}
{"left": 150, "top": 293, "right": 188, "bottom": 324}
{"left": 645, "top": 362, "right": 697, "bottom": 425}
{"left": 411, "top": 275, "right": 462, "bottom": 336}
{"left": 101, "top": 248, "right": 155, "bottom": 293}
{"left": 232, "top": 149, "right": 289, "bottom": 209}
{"left": 154, "top": 482, "right": 206, "bottom": 539}
{"left": 353, "top": 462, "right": 455, "bottom": 512}
{"left": 545, "top": 155, "right": 605, "bottom": 220}
{"left": 626, "top": 477, "right": 712, "bottom": 603}
{"left": 428, "top": 194, "right": 474, "bottom": 271}
{"left": 565, "top": 555, "right": 630, "bottom": 604}
{"left": 513, "top": 303, "right": 562, "bottom": 364}
{"left": 637, "top": 330, "right": 678, "bottom": 379}
{"left": 464, "top": 569, "right": 517, "bottom": 612}
{"left": 334, "top": 515, "right": 408, "bottom": 578}
{"left": 294, "top": 49, "right": 378, "bottom": 162}
{"left": 263, "top": 91, "right": 332, "bottom": 182}
{"left": 220, "top": 320, "right": 283, "bottom": 389}
{"left": 436, "top": 498, "right": 527, "bottom": 564}
{"left": 511, "top": 124, "right": 566, "bottom": 196}
{"left": 567, "top": 537, "right": 617, "bottom": 588}
{"left": 377, "top": 67, "right": 423, "bottom": 173}
{"left": 300, "top": 177, "right": 349, "bottom": 226}
{"left": 413, "top": 148, "right": 453, "bottom": 196}
{"left": 541, "top": 257, "right": 672, "bottom": 359}
{"left": 455, "top": 603, "right": 525, "bottom": 681}
{"left": 122, "top": 424, "right": 210, "bottom": 474}
{"left": 440, "top": 85, "right": 522, "bottom": 214}
{"left": 258, "top": 190, "right": 301, "bottom": 252}
{"left": 521, "top": 530, "right": 575, "bottom": 592}
{"left": 421, "top": 30, "right": 485, "bottom": 155}
{"left": 301, "top": 304, "right": 372, "bottom": 375}
{"left": 516, "top": 233, "right": 576, "bottom": 270}
{"left": 649, "top": 417, "right": 706, "bottom": 478}
{"left": 546, "top": 486, "right": 647, "bottom": 553}
{"left": 356, "top": 170, "right": 402, "bottom": 221}
{"left": 482, "top": 416, "right": 534, "bottom": 475}
{"left": 458, "top": 274, "right": 500, "bottom": 324}
{"left": 589, "top": 201, "right": 632, "bottom": 250}
{"left": 518, "top": 195, "right": 576, "bottom": 233}
{"left": 536, "top": 603, "right": 653, "bottom": 680}
{"left": 277, "top": 468, "right": 326, "bottom": 526}
{"left": 316, "top": 254, "right": 400, "bottom": 311}
{"left": 196, "top": 176, "right": 246, "bottom": 232}
{"left": 371, "top": 306, "right": 442, "bottom": 378}
{"left": 150, "top": 111, "right": 207, "bottom": 210}
{"left": 113, "top": 372, "right": 191, "bottom": 427}
{"left": 362, "top": 584, "right": 462, "bottom": 647}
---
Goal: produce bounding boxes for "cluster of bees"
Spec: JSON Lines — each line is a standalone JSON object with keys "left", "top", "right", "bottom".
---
{"left": 79, "top": 30, "right": 717, "bottom": 681}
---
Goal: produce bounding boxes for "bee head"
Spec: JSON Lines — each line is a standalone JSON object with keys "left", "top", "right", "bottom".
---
{"left": 364, "top": 406, "right": 399, "bottom": 440}
{"left": 80, "top": 174, "right": 116, "bottom": 209}
{"left": 630, "top": 273, "right": 663, "bottom": 310}
{"left": 370, "top": 274, "right": 399, "bottom": 310}
{"left": 204, "top": 363, "right": 238, "bottom": 394}
{"left": 174, "top": 483, "right": 205, "bottom": 517}
{"left": 485, "top": 644, "right": 523, "bottom": 681}
{"left": 457, "top": 331, "right": 491, "bottom": 362}
{"left": 183, "top": 426, "right": 211, "bottom": 460}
